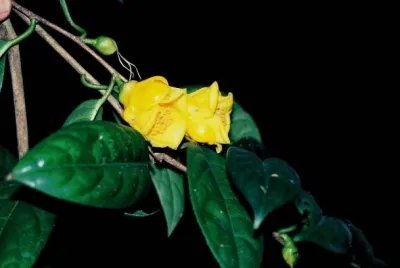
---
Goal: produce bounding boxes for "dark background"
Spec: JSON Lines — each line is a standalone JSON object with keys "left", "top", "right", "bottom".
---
{"left": 0, "top": 0, "right": 395, "bottom": 267}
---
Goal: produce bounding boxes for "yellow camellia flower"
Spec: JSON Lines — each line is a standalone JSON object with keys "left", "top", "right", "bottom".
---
{"left": 186, "top": 81, "right": 234, "bottom": 153}
{"left": 120, "top": 76, "right": 187, "bottom": 150}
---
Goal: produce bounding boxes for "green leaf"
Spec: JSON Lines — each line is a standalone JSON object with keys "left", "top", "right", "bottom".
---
{"left": 294, "top": 216, "right": 352, "bottom": 255}
{"left": 293, "top": 191, "right": 323, "bottom": 241}
{"left": 124, "top": 209, "right": 159, "bottom": 217}
{"left": 0, "top": 41, "right": 7, "bottom": 93}
{"left": 63, "top": 100, "right": 104, "bottom": 127}
{"left": 230, "top": 102, "right": 262, "bottom": 144}
{"left": 150, "top": 163, "right": 184, "bottom": 236}
{"left": 0, "top": 145, "right": 16, "bottom": 179}
{"left": 186, "top": 143, "right": 263, "bottom": 268}
{"left": 8, "top": 121, "right": 151, "bottom": 209}
{"left": 63, "top": 76, "right": 115, "bottom": 127}
{"left": 227, "top": 147, "right": 302, "bottom": 229}
{"left": 185, "top": 85, "right": 262, "bottom": 144}
{"left": 345, "top": 221, "right": 385, "bottom": 266}
{"left": 0, "top": 181, "right": 55, "bottom": 267}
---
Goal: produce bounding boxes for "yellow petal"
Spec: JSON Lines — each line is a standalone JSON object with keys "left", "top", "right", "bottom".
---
{"left": 146, "top": 76, "right": 169, "bottom": 85}
{"left": 186, "top": 117, "right": 216, "bottom": 144}
{"left": 148, "top": 107, "right": 186, "bottom": 150}
{"left": 119, "top": 80, "right": 138, "bottom": 107}
{"left": 169, "top": 88, "right": 187, "bottom": 115}
{"left": 135, "top": 107, "right": 160, "bottom": 135}
{"left": 123, "top": 106, "right": 159, "bottom": 135}
{"left": 208, "top": 81, "right": 219, "bottom": 113}
{"left": 217, "top": 92, "right": 234, "bottom": 113}
{"left": 188, "top": 83, "right": 219, "bottom": 113}
{"left": 126, "top": 76, "right": 170, "bottom": 110}
{"left": 160, "top": 86, "right": 185, "bottom": 104}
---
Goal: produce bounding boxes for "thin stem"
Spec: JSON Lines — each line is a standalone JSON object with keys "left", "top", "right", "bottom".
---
{"left": 0, "top": 19, "right": 36, "bottom": 58}
{"left": 0, "top": 20, "right": 29, "bottom": 158}
{"left": 80, "top": 75, "right": 107, "bottom": 90}
{"left": 98, "top": 75, "right": 116, "bottom": 106}
{"left": 13, "top": 10, "right": 124, "bottom": 116}
{"left": 277, "top": 224, "right": 298, "bottom": 234}
{"left": 12, "top": 2, "right": 127, "bottom": 82}
{"left": 59, "top": 0, "right": 87, "bottom": 38}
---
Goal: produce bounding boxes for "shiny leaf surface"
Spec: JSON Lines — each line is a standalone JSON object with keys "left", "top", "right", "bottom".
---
{"left": 293, "top": 191, "right": 323, "bottom": 241}
{"left": 150, "top": 163, "right": 184, "bottom": 236}
{"left": 227, "top": 147, "right": 302, "bottom": 229}
{"left": 0, "top": 146, "right": 16, "bottom": 179}
{"left": 0, "top": 182, "right": 55, "bottom": 267}
{"left": 8, "top": 121, "right": 151, "bottom": 208}
{"left": 294, "top": 216, "right": 352, "bottom": 255}
{"left": 63, "top": 99, "right": 104, "bottom": 127}
{"left": 187, "top": 143, "right": 263, "bottom": 268}
{"left": 229, "top": 102, "right": 262, "bottom": 144}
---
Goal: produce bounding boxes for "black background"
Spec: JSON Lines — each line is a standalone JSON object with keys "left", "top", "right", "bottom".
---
{"left": 0, "top": 0, "right": 395, "bottom": 267}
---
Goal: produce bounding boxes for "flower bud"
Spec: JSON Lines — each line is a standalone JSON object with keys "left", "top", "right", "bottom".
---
{"left": 282, "top": 244, "right": 299, "bottom": 268}
{"left": 93, "top": 36, "right": 118, "bottom": 56}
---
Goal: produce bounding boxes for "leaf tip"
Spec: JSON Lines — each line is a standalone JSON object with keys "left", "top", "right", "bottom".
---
{"left": 5, "top": 173, "right": 13, "bottom": 181}
{"left": 253, "top": 217, "right": 263, "bottom": 230}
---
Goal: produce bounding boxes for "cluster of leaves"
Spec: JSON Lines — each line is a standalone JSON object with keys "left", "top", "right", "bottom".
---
{"left": 0, "top": 2, "right": 386, "bottom": 267}
{"left": 0, "top": 73, "right": 385, "bottom": 268}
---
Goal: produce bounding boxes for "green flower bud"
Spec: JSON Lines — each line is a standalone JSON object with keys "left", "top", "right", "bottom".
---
{"left": 93, "top": 36, "right": 118, "bottom": 56}
{"left": 282, "top": 244, "right": 299, "bottom": 268}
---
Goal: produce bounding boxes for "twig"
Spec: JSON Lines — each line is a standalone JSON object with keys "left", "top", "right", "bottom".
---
{"left": 272, "top": 232, "right": 285, "bottom": 245}
{"left": 0, "top": 20, "right": 29, "bottom": 158}
{"left": 14, "top": 10, "right": 123, "bottom": 116}
{"left": 149, "top": 147, "right": 187, "bottom": 173}
{"left": 12, "top": 1, "right": 127, "bottom": 82}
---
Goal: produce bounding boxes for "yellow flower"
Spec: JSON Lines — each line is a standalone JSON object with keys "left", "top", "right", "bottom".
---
{"left": 120, "top": 76, "right": 187, "bottom": 150}
{"left": 186, "top": 81, "right": 233, "bottom": 153}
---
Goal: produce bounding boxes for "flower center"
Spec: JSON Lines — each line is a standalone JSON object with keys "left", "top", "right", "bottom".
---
{"left": 148, "top": 107, "right": 173, "bottom": 136}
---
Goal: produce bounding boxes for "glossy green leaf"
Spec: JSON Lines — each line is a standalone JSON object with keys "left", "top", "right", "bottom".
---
{"left": 227, "top": 147, "right": 302, "bottom": 229}
{"left": 294, "top": 216, "right": 352, "bottom": 255}
{"left": 345, "top": 221, "right": 386, "bottom": 266}
{"left": 0, "top": 41, "right": 7, "bottom": 93}
{"left": 150, "top": 163, "right": 184, "bottom": 236}
{"left": 8, "top": 121, "right": 151, "bottom": 209}
{"left": 0, "top": 145, "right": 16, "bottom": 179}
{"left": 0, "top": 181, "right": 55, "bottom": 267}
{"left": 229, "top": 102, "right": 262, "bottom": 144}
{"left": 293, "top": 191, "right": 323, "bottom": 241}
{"left": 231, "top": 137, "right": 267, "bottom": 159}
{"left": 187, "top": 143, "right": 263, "bottom": 268}
{"left": 185, "top": 85, "right": 262, "bottom": 144}
{"left": 63, "top": 100, "right": 104, "bottom": 127}
{"left": 124, "top": 209, "right": 159, "bottom": 217}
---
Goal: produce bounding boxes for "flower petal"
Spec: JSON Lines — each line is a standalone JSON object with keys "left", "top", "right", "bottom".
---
{"left": 160, "top": 86, "right": 185, "bottom": 104}
{"left": 148, "top": 107, "right": 186, "bottom": 149}
{"left": 188, "top": 82, "right": 219, "bottom": 114}
{"left": 218, "top": 92, "right": 234, "bottom": 113}
{"left": 186, "top": 117, "right": 216, "bottom": 144}
{"left": 126, "top": 76, "right": 170, "bottom": 110}
{"left": 123, "top": 105, "right": 159, "bottom": 135}
{"left": 119, "top": 80, "right": 138, "bottom": 107}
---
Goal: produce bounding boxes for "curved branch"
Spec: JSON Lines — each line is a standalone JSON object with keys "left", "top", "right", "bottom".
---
{"left": 12, "top": 1, "right": 127, "bottom": 82}
{"left": 13, "top": 10, "right": 123, "bottom": 116}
